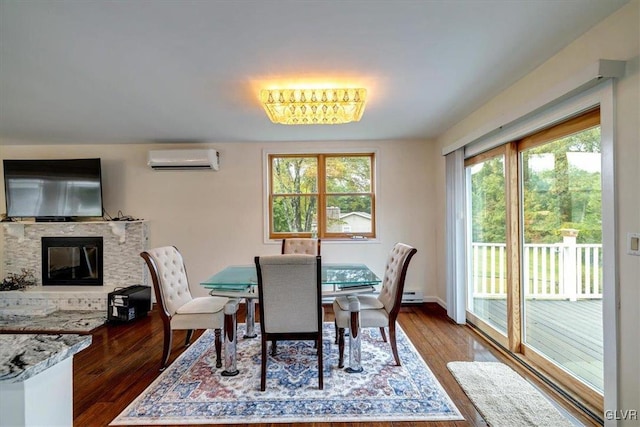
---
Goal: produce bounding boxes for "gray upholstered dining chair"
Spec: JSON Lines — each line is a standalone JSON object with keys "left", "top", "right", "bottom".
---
{"left": 272, "top": 238, "right": 322, "bottom": 352}
{"left": 141, "top": 246, "right": 232, "bottom": 371}
{"left": 255, "top": 254, "right": 324, "bottom": 391}
{"left": 281, "top": 238, "right": 321, "bottom": 255}
{"left": 333, "top": 243, "right": 417, "bottom": 367}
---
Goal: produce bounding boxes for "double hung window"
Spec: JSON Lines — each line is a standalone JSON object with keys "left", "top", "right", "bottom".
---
{"left": 268, "top": 153, "right": 375, "bottom": 239}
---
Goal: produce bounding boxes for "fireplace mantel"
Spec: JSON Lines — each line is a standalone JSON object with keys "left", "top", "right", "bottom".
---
{"left": 3, "top": 220, "right": 142, "bottom": 243}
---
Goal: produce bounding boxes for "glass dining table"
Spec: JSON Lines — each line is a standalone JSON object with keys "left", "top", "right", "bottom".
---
{"left": 201, "top": 263, "right": 381, "bottom": 373}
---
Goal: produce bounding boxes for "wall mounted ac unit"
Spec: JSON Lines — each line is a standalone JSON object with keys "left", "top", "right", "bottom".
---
{"left": 147, "top": 149, "right": 219, "bottom": 171}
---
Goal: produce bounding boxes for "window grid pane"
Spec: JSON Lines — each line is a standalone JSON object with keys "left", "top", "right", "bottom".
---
{"left": 325, "top": 156, "right": 372, "bottom": 193}
{"left": 271, "top": 156, "right": 317, "bottom": 195}
{"left": 269, "top": 153, "right": 376, "bottom": 239}
{"left": 271, "top": 195, "right": 318, "bottom": 233}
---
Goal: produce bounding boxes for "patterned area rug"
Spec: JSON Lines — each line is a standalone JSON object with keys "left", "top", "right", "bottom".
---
{"left": 111, "top": 323, "right": 463, "bottom": 425}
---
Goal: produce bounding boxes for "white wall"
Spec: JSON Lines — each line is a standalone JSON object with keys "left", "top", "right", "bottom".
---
{"left": 0, "top": 139, "right": 436, "bottom": 300}
{"left": 434, "top": 1, "right": 639, "bottom": 423}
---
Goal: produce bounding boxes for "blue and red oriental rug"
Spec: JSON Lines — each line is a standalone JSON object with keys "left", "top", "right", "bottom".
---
{"left": 111, "top": 323, "right": 463, "bottom": 425}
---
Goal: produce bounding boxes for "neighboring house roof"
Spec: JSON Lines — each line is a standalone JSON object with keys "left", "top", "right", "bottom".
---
{"left": 340, "top": 212, "right": 372, "bottom": 220}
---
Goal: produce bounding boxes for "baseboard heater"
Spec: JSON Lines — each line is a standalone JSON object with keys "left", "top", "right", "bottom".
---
{"left": 322, "top": 290, "right": 424, "bottom": 305}
{"left": 401, "top": 291, "right": 424, "bottom": 304}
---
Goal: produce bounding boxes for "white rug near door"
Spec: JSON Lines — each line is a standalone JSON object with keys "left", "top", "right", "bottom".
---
{"left": 447, "top": 361, "right": 575, "bottom": 427}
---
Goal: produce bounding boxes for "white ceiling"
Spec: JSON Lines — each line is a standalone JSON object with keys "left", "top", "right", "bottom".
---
{"left": 0, "top": 0, "right": 629, "bottom": 145}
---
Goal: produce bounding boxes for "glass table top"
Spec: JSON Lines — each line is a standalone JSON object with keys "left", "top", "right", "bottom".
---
{"left": 201, "top": 263, "right": 381, "bottom": 291}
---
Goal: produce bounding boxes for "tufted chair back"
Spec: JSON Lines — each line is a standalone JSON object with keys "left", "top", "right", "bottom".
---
{"left": 256, "top": 254, "right": 322, "bottom": 333}
{"left": 142, "top": 246, "right": 193, "bottom": 317}
{"left": 377, "top": 243, "right": 417, "bottom": 314}
{"left": 281, "top": 238, "right": 321, "bottom": 256}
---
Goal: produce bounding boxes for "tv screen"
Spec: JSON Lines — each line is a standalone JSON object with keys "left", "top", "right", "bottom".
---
{"left": 3, "top": 158, "right": 104, "bottom": 220}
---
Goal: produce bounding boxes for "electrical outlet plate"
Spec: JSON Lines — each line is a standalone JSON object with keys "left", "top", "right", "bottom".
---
{"left": 627, "top": 232, "right": 640, "bottom": 256}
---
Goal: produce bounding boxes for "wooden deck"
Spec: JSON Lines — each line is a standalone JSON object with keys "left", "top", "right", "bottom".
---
{"left": 472, "top": 298, "right": 603, "bottom": 391}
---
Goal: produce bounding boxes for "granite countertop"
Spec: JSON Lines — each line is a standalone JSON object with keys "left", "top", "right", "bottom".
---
{"left": 0, "top": 334, "right": 92, "bottom": 383}
{"left": 0, "top": 310, "right": 107, "bottom": 332}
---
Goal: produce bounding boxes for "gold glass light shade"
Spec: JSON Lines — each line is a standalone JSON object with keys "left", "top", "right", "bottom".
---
{"left": 260, "top": 88, "right": 367, "bottom": 125}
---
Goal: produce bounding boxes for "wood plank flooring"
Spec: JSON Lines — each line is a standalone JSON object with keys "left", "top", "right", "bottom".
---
{"left": 72, "top": 303, "right": 599, "bottom": 426}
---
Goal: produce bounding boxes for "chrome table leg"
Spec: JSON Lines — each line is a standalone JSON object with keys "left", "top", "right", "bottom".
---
{"left": 244, "top": 298, "right": 257, "bottom": 338}
{"left": 222, "top": 299, "right": 239, "bottom": 376}
{"left": 346, "top": 296, "right": 363, "bottom": 373}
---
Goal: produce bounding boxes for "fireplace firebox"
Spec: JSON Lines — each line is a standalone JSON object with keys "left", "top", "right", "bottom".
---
{"left": 41, "top": 237, "right": 103, "bottom": 286}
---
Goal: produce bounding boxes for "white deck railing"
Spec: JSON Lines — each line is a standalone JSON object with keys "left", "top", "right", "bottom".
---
{"left": 471, "top": 241, "right": 603, "bottom": 300}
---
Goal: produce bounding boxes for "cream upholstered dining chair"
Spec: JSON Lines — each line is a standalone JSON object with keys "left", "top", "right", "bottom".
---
{"left": 141, "top": 246, "right": 231, "bottom": 371}
{"left": 333, "top": 243, "right": 417, "bottom": 367}
{"left": 255, "top": 254, "right": 324, "bottom": 391}
{"left": 281, "top": 238, "right": 321, "bottom": 256}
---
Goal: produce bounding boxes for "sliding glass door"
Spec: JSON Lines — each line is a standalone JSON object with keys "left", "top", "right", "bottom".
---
{"left": 465, "top": 148, "right": 508, "bottom": 345}
{"left": 519, "top": 110, "right": 603, "bottom": 394}
{"left": 465, "top": 108, "right": 603, "bottom": 408}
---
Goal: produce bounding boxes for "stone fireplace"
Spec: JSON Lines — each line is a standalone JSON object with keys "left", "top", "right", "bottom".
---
{"left": 1, "top": 221, "right": 148, "bottom": 311}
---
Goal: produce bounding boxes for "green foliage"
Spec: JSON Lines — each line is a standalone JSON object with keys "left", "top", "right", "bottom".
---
{"left": 470, "top": 126, "right": 602, "bottom": 244}
{"left": 326, "top": 195, "right": 372, "bottom": 215}
{"left": 272, "top": 195, "right": 316, "bottom": 232}
{"left": 325, "top": 156, "right": 371, "bottom": 193}
{"left": 469, "top": 157, "right": 506, "bottom": 243}
{"left": 271, "top": 155, "right": 372, "bottom": 234}
{"left": 271, "top": 157, "right": 317, "bottom": 233}
{"left": 325, "top": 156, "right": 372, "bottom": 216}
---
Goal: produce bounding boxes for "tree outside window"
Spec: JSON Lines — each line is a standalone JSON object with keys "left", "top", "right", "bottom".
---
{"left": 269, "top": 153, "right": 375, "bottom": 239}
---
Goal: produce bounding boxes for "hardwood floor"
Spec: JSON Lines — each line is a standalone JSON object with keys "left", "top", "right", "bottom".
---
{"left": 73, "top": 303, "right": 598, "bottom": 426}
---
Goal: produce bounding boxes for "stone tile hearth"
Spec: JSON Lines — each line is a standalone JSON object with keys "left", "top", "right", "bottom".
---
{"left": 0, "top": 286, "right": 111, "bottom": 312}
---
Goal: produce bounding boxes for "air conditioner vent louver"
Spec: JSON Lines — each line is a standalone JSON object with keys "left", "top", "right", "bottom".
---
{"left": 150, "top": 164, "right": 213, "bottom": 170}
{"left": 147, "top": 149, "right": 219, "bottom": 171}
{"left": 401, "top": 291, "right": 423, "bottom": 304}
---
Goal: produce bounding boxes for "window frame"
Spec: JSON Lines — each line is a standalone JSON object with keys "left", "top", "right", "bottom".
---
{"left": 265, "top": 151, "right": 376, "bottom": 240}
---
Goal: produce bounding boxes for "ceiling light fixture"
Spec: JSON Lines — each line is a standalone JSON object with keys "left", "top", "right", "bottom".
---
{"left": 260, "top": 88, "right": 367, "bottom": 125}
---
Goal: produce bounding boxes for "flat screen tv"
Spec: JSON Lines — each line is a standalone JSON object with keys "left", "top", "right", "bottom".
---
{"left": 3, "top": 158, "right": 104, "bottom": 221}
